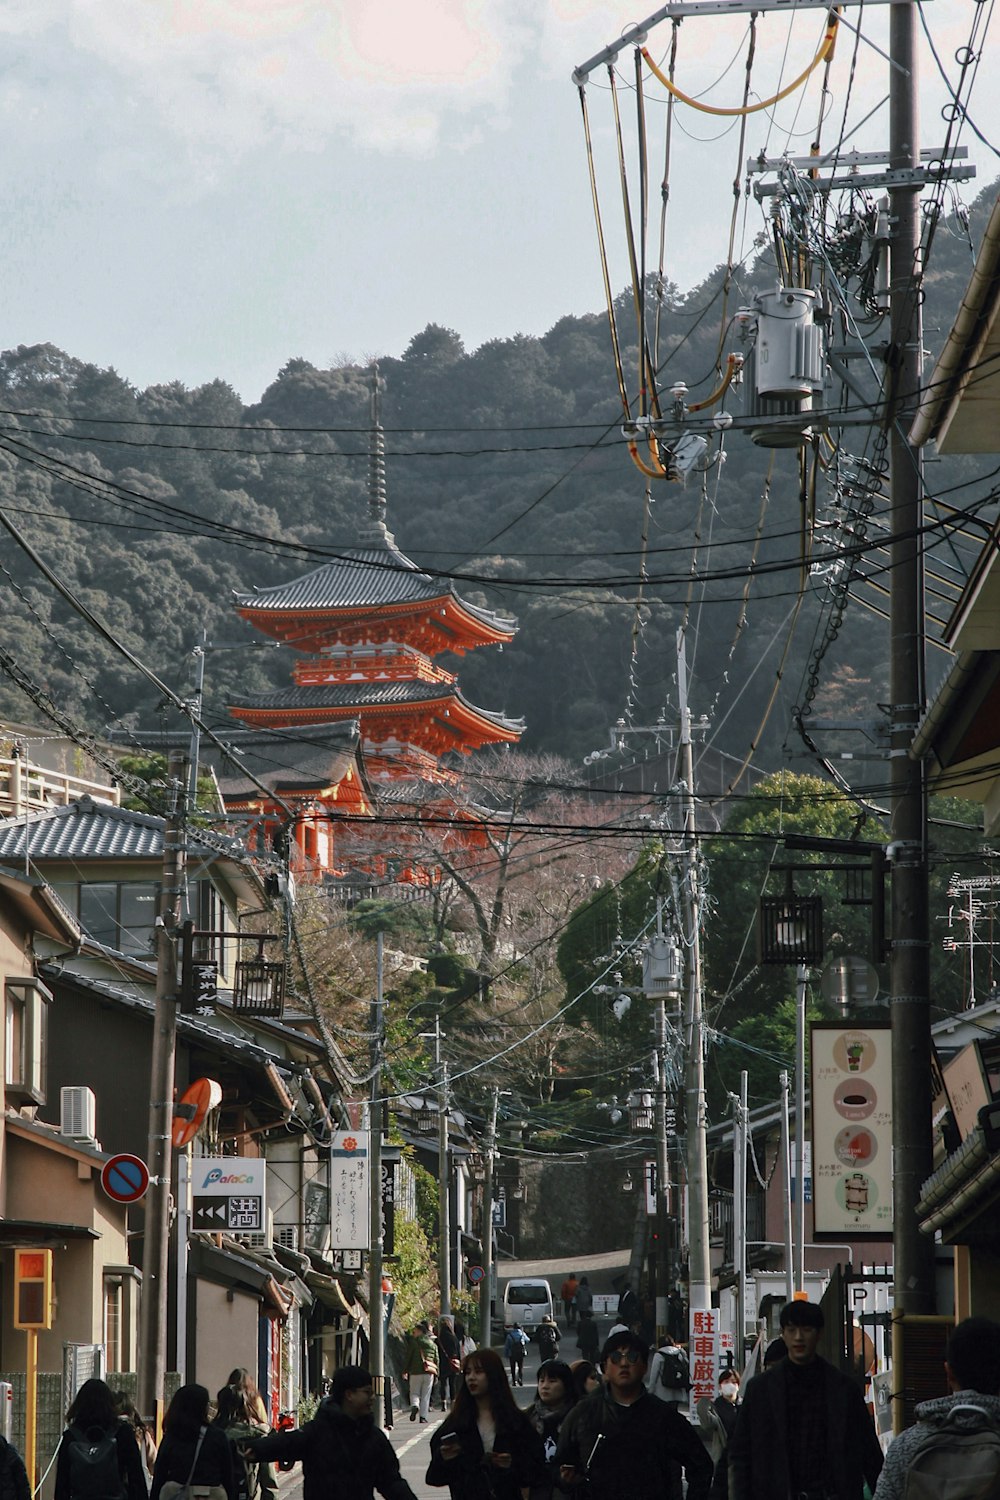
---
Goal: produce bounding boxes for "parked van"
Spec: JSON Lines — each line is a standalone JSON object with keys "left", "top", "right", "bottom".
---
{"left": 502, "top": 1277, "right": 555, "bottom": 1331}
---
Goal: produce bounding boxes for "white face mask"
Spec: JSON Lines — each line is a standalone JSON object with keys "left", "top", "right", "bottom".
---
{"left": 720, "top": 1381, "right": 739, "bottom": 1402}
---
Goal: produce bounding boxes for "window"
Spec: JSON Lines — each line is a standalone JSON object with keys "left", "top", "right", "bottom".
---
{"left": 57, "top": 882, "right": 160, "bottom": 955}
{"left": 104, "top": 1276, "right": 123, "bottom": 1372}
{"left": 5, "top": 978, "right": 52, "bottom": 1105}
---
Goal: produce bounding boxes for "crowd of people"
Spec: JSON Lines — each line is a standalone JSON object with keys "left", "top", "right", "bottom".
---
{"left": 23, "top": 1296, "right": 1000, "bottom": 1500}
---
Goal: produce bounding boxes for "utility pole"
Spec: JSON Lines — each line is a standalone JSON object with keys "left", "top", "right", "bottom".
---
{"left": 793, "top": 965, "right": 808, "bottom": 1293}
{"left": 678, "top": 632, "right": 711, "bottom": 1313}
{"left": 137, "top": 749, "right": 187, "bottom": 1422}
{"left": 481, "top": 1087, "right": 499, "bottom": 1349}
{"left": 887, "top": 0, "right": 935, "bottom": 1316}
{"left": 368, "top": 933, "right": 385, "bottom": 1428}
{"left": 430, "top": 1018, "right": 452, "bottom": 1317}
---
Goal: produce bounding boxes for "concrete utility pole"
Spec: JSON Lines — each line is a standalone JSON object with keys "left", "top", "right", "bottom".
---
{"left": 137, "top": 749, "right": 187, "bottom": 1422}
{"left": 481, "top": 1087, "right": 499, "bottom": 1349}
{"left": 887, "top": 0, "right": 935, "bottom": 1316}
{"left": 678, "top": 632, "right": 711, "bottom": 1312}
{"left": 368, "top": 933, "right": 385, "bottom": 1428}
{"left": 429, "top": 1018, "right": 452, "bottom": 1317}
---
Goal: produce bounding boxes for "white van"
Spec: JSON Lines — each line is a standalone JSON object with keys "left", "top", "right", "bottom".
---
{"left": 502, "top": 1277, "right": 555, "bottom": 1331}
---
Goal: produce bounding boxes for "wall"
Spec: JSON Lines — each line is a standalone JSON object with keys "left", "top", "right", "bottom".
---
{"left": 194, "top": 1279, "right": 260, "bottom": 1395}
{"left": 509, "top": 1155, "right": 643, "bottom": 1258}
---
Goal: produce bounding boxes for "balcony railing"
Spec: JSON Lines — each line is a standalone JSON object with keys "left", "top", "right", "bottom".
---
{"left": 0, "top": 755, "right": 121, "bottom": 816}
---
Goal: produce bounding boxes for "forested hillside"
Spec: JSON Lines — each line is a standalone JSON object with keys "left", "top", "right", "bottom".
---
{"left": 0, "top": 179, "right": 997, "bottom": 775}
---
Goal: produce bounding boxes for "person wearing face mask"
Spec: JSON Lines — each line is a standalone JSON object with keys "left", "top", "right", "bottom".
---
{"left": 697, "top": 1369, "right": 741, "bottom": 1500}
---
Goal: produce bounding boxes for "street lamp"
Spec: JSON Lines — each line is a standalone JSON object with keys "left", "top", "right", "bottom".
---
{"left": 628, "top": 1091, "right": 656, "bottom": 1133}
{"left": 756, "top": 877, "right": 824, "bottom": 1299}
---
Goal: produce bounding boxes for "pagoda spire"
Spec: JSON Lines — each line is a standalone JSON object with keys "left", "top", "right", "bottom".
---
{"left": 363, "top": 360, "right": 389, "bottom": 540}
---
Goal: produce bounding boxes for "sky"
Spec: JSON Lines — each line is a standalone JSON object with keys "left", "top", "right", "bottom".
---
{"left": 0, "top": 1, "right": 995, "bottom": 403}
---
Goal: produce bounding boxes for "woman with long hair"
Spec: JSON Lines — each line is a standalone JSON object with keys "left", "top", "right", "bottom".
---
{"left": 149, "top": 1385, "right": 236, "bottom": 1500}
{"left": 214, "top": 1383, "right": 276, "bottom": 1500}
{"left": 55, "top": 1379, "right": 147, "bottom": 1500}
{"left": 526, "top": 1361, "right": 577, "bottom": 1500}
{"left": 567, "top": 1363, "right": 599, "bottom": 1404}
{"left": 113, "top": 1391, "right": 157, "bottom": 1485}
{"left": 224, "top": 1372, "right": 268, "bottom": 1429}
{"left": 426, "top": 1348, "right": 544, "bottom": 1500}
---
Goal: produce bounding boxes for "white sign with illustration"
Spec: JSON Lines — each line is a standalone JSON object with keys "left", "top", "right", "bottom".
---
{"left": 810, "top": 1023, "right": 892, "bottom": 1238}
{"left": 331, "top": 1129, "right": 370, "bottom": 1250}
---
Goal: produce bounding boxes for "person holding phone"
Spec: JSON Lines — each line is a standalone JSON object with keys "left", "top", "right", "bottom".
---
{"left": 426, "top": 1349, "right": 544, "bottom": 1500}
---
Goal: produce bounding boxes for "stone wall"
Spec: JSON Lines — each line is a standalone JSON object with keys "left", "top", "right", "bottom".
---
{"left": 506, "top": 1152, "right": 647, "bottom": 1258}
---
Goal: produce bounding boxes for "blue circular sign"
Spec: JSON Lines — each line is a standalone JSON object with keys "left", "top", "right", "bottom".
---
{"left": 101, "top": 1154, "right": 150, "bottom": 1203}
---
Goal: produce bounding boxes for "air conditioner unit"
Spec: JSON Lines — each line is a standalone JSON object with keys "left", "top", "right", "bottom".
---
{"left": 238, "top": 1209, "right": 273, "bottom": 1252}
{"left": 275, "top": 1225, "right": 299, "bottom": 1252}
{"left": 60, "top": 1086, "right": 98, "bottom": 1144}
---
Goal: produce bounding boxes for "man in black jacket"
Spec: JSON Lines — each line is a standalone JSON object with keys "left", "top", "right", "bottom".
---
{"left": 729, "top": 1301, "right": 882, "bottom": 1500}
{"left": 248, "top": 1367, "right": 416, "bottom": 1500}
{"left": 556, "top": 1331, "right": 712, "bottom": 1500}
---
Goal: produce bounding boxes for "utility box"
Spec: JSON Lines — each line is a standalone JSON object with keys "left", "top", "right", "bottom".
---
{"left": 753, "top": 287, "right": 824, "bottom": 397}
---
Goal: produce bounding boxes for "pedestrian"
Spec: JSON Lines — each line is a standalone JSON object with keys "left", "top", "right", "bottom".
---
{"left": 426, "top": 1348, "right": 544, "bottom": 1500}
{"left": 729, "top": 1300, "right": 883, "bottom": 1500}
{"left": 873, "top": 1316, "right": 1000, "bottom": 1500}
{"left": 560, "top": 1273, "right": 579, "bottom": 1327}
{"left": 646, "top": 1335, "right": 691, "bottom": 1407}
{"left": 56, "top": 1378, "right": 148, "bottom": 1500}
{"left": 215, "top": 1382, "right": 277, "bottom": 1500}
{"left": 556, "top": 1330, "right": 712, "bottom": 1500}
{"left": 527, "top": 1360, "right": 577, "bottom": 1500}
{"left": 575, "top": 1311, "right": 600, "bottom": 1363}
{"left": 0, "top": 1428, "right": 31, "bottom": 1500}
{"left": 537, "top": 1316, "right": 560, "bottom": 1364}
{"left": 574, "top": 1276, "right": 593, "bottom": 1319}
{"left": 113, "top": 1392, "right": 157, "bottom": 1486}
{"left": 504, "top": 1322, "right": 529, "bottom": 1387}
{"left": 568, "top": 1363, "right": 600, "bottom": 1403}
{"left": 438, "top": 1317, "right": 462, "bottom": 1409}
{"left": 616, "top": 1285, "right": 641, "bottom": 1330}
{"left": 225, "top": 1371, "right": 269, "bottom": 1429}
{"left": 696, "top": 1369, "right": 740, "bottom": 1500}
{"left": 454, "top": 1319, "right": 477, "bottom": 1362}
{"left": 762, "top": 1337, "right": 787, "bottom": 1370}
{"left": 149, "top": 1384, "right": 237, "bottom": 1500}
{"left": 247, "top": 1366, "right": 417, "bottom": 1500}
{"left": 403, "top": 1320, "right": 439, "bottom": 1423}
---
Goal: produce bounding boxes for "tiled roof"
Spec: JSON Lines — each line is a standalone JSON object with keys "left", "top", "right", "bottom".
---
{"left": 0, "top": 795, "right": 245, "bottom": 864}
{"left": 210, "top": 723, "right": 362, "bottom": 798}
{"left": 231, "top": 682, "right": 524, "bottom": 733}
{"left": 232, "top": 535, "right": 515, "bottom": 635}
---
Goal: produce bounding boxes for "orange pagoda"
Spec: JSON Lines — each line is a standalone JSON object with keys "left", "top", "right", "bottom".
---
{"left": 228, "top": 368, "right": 523, "bottom": 880}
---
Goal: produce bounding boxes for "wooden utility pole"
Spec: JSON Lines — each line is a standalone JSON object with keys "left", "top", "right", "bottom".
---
{"left": 137, "top": 749, "right": 187, "bottom": 1422}
{"left": 887, "top": 0, "right": 935, "bottom": 1315}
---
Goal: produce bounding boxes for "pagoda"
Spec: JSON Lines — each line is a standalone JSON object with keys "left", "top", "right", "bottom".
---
{"left": 229, "top": 368, "right": 523, "bottom": 800}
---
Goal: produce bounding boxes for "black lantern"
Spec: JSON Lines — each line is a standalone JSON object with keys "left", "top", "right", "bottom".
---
{"left": 757, "top": 883, "right": 824, "bottom": 966}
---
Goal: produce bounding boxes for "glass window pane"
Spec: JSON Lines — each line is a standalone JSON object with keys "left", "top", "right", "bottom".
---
{"left": 119, "top": 884, "right": 159, "bottom": 956}
{"left": 79, "top": 884, "right": 119, "bottom": 948}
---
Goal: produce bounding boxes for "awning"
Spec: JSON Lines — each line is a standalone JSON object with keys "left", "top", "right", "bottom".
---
{"left": 189, "top": 1241, "right": 295, "bottom": 1316}
{"left": 304, "top": 1269, "right": 358, "bottom": 1317}
{"left": 0, "top": 1220, "right": 99, "bottom": 1248}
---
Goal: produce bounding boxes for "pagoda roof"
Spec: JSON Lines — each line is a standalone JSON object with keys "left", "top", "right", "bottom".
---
{"left": 209, "top": 723, "right": 373, "bottom": 806}
{"left": 232, "top": 530, "right": 516, "bottom": 648}
{"left": 229, "top": 680, "right": 524, "bottom": 745}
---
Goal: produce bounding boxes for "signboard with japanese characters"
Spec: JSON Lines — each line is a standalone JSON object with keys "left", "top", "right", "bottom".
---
{"left": 381, "top": 1159, "right": 396, "bottom": 1257}
{"left": 811, "top": 1023, "right": 892, "bottom": 1239}
{"left": 689, "top": 1307, "right": 721, "bottom": 1409}
{"left": 331, "top": 1130, "right": 370, "bottom": 1250}
{"left": 192, "top": 1156, "right": 265, "bottom": 1233}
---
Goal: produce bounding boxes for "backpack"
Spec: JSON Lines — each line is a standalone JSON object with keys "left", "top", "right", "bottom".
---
{"left": 66, "top": 1426, "right": 126, "bottom": 1500}
{"left": 659, "top": 1349, "right": 690, "bottom": 1391}
{"left": 538, "top": 1326, "right": 559, "bottom": 1358}
{"left": 903, "top": 1404, "right": 1000, "bottom": 1500}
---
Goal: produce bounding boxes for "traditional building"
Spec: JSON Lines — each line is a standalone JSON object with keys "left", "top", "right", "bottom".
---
{"left": 229, "top": 372, "right": 523, "bottom": 784}
{"left": 228, "top": 370, "right": 523, "bottom": 886}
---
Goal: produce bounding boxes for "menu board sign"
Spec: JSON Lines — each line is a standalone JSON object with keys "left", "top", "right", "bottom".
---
{"left": 811, "top": 1023, "right": 892, "bottom": 1239}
